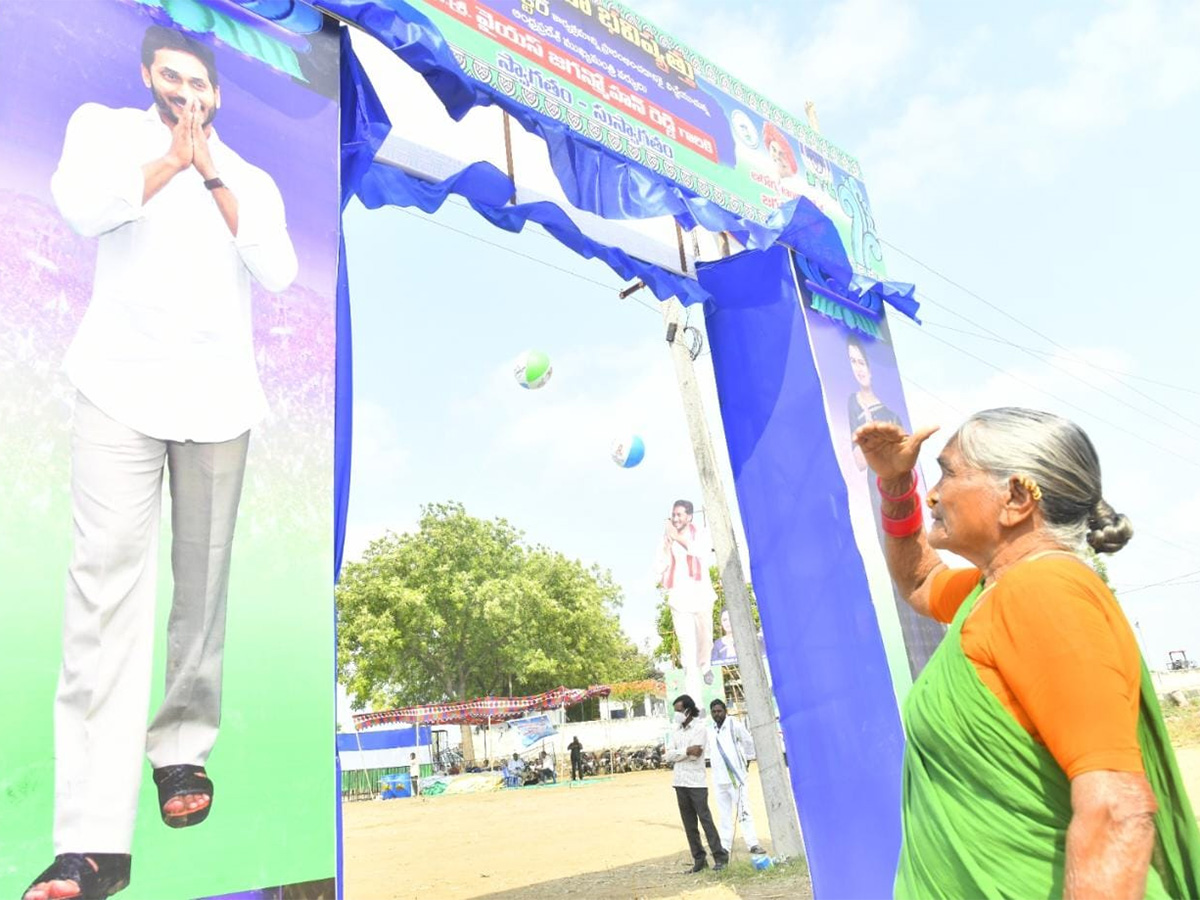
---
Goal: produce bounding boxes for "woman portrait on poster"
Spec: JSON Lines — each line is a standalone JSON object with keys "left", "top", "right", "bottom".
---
{"left": 847, "top": 333, "right": 903, "bottom": 524}
{"left": 848, "top": 333, "right": 902, "bottom": 465}
{"left": 711, "top": 608, "right": 737, "bottom": 666}
{"left": 845, "top": 331, "right": 946, "bottom": 675}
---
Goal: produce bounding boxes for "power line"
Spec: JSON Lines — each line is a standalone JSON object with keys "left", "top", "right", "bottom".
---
{"left": 899, "top": 373, "right": 966, "bottom": 416}
{"left": 919, "top": 319, "right": 1200, "bottom": 398}
{"left": 883, "top": 237, "right": 1200, "bottom": 431}
{"left": 398, "top": 201, "right": 1200, "bottom": 472}
{"left": 392, "top": 206, "right": 664, "bottom": 318}
{"left": 418, "top": 207, "right": 1197, "bottom": 437}
{"left": 1116, "top": 568, "right": 1200, "bottom": 596}
{"left": 379, "top": 204, "right": 1200, "bottom": 566}
{"left": 877, "top": 240, "right": 1200, "bottom": 564}
{"left": 892, "top": 316, "right": 1200, "bottom": 469}
{"left": 912, "top": 302, "right": 1200, "bottom": 438}
{"left": 426, "top": 200, "right": 1198, "bottom": 436}
{"left": 897, "top": 345, "right": 1199, "bottom": 565}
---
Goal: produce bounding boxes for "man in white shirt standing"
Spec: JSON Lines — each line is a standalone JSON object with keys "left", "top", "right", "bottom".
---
{"left": 25, "top": 25, "right": 296, "bottom": 900}
{"left": 655, "top": 500, "right": 717, "bottom": 707}
{"left": 409, "top": 753, "right": 422, "bottom": 797}
{"left": 664, "top": 694, "right": 728, "bottom": 874}
{"left": 708, "top": 699, "right": 767, "bottom": 857}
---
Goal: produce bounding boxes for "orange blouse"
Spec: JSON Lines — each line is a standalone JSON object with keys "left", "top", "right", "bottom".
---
{"left": 928, "top": 555, "right": 1143, "bottom": 779}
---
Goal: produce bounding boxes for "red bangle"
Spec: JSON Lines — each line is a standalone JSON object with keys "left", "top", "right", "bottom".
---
{"left": 876, "top": 471, "right": 918, "bottom": 503}
{"left": 882, "top": 505, "right": 924, "bottom": 538}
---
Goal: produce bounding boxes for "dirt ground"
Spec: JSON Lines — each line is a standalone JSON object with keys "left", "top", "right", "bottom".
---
{"left": 343, "top": 768, "right": 808, "bottom": 900}
{"left": 345, "top": 726, "right": 1200, "bottom": 900}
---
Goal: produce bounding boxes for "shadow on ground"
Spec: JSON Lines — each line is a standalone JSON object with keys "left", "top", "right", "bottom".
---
{"left": 477, "top": 853, "right": 813, "bottom": 900}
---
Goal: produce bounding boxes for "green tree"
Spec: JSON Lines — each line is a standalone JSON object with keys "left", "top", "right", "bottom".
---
{"left": 336, "top": 502, "right": 649, "bottom": 712}
{"left": 654, "top": 566, "right": 759, "bottom": 666}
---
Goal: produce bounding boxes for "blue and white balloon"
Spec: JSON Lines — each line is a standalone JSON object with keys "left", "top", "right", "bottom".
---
{"left": 610, "top": 434, "right": 645, "bottom": 468}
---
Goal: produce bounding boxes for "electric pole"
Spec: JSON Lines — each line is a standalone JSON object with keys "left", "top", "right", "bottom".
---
{"left": 662, "top": 297, "right": 805, "bottom": 860}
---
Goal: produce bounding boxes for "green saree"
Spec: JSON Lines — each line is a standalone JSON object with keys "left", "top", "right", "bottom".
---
{"left": 896, "top": 584, "right": 1200, "bottom": 899}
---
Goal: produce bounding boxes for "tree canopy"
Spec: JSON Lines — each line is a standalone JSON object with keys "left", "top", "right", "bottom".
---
{"left": 337, "top": 502, "right": 654, "bottom": 712}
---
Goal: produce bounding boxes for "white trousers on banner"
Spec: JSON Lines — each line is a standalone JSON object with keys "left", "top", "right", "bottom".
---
{"left": 715, "top": 781, "right": 760, "bottom": 852}
{"left": 54, "top": 393, "right": 248, "bottom": 853}
{"left": 670, "top": 603, "right": 713, "bottom": 702}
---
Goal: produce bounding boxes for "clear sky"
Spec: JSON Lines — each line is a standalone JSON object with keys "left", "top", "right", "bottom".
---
{"left": 341, "top": 0, "right": 1200, "bottom": 701}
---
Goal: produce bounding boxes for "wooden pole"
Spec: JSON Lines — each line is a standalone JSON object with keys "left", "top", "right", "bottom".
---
{"left": 661, "top": 293, "right": 805, "bottom": 861}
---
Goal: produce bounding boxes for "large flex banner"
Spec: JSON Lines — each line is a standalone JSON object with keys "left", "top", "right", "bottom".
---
{"left": 0, "top": 1, "right": 339, "bottom": 897}
{"left": 793, "top": 263, "right": 946, "bottom": 692}
{"left": 409, "top": 0, "right": 885, "bottom": 276}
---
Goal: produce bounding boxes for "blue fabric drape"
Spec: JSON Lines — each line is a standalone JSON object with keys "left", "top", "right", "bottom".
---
{"left": 238, "top": 0, "right": 922, "bottom": 585}
{"left": 310, "top": 0, "right": 773, "bottom": 246}
{"left": 334, "top": 25, "right": 390, "bottom": 579}
{"left": 698, "top": 247, "right": 905, "bottom": 899}
{"left": 236, "top": 5, "right": 919, "bottom": 895}
{"left": 355, "top": 160, "right": 712, "bottom": 306}
{"left": 309, "top": 0, "right": 918, "bottom": 318}
{"left": 335, "top": 27, "right": 388, "bottom": 899}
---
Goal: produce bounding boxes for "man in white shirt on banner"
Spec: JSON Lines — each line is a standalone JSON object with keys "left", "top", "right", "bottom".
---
{"left": 708, "top": 699, "right": 767, "bottom": 856}
{"left": 655, "top": 499, "right": 717, "bottom": 706}
{"left": 26, "top": 24, "right": 296, "bottom": 900}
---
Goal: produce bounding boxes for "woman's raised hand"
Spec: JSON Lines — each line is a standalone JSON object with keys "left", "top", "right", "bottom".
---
{"left": 853, "top": 421, "right": 940, "bottom": 481}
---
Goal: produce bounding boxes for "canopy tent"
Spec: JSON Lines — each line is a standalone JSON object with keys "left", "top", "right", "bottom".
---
{"left": 352, "top": 684, "right": 612, "bottom": 729}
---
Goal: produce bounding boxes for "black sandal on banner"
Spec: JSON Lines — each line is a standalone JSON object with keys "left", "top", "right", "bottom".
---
{"left": 152, "top": 764, "right": 213, "bottom": 828}
{"left": 23, "top": 853, "right": 131, "bottom": 900}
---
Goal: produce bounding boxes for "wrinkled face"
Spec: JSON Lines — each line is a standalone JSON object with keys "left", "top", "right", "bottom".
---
{"left": 848, "top": 344, "right": 871, "bottom": 388}
{"left": 671, "top": 505, "right": 692, "bottom": 530}
{"left": 143, "top": 48, "right": 219, "bottom": 127}
{"left": 927, "top": 439, "right": 1005, "bottom": 562}
{"left": 710, "top": 704, "right": 727, "bottom": 726}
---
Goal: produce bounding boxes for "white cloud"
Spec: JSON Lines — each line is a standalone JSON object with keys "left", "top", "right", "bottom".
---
{"left": 636, "top": 0, "right": 918, "bottom": 114}
{"left": 343, "top": 399, "right": 413, "bottom": 562}
{"left": 349, "top": 398, "right": 408, "bottom": 489}
{"left": 924, "top": 25, "right": 993, "bottom": 92}
{"left": 861, "top": 0, "right": 1200, "bottom": 205}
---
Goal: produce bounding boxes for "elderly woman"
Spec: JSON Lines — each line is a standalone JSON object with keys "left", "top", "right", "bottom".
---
{"left": 854, "top": 408, "right": 1200, "bottom": 899}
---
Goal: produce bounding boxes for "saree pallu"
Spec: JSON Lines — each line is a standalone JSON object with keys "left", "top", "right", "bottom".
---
{"left": 896, "top": 585, "right": 1200, "bottom": 899}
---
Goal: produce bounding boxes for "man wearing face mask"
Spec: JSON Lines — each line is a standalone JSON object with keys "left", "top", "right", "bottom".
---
{"left": 25, "top": 24, "right": 296, "bottom": 900}
{"left": 665, "top": 695, "right": 728, "bottom": 874}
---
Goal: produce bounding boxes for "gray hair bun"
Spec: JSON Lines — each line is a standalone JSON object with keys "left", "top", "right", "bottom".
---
{"left": 1087, "top": 499, "right": 1134, "bottom": 554}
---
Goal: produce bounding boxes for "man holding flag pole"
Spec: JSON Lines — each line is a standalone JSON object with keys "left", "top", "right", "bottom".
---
{"left": 708, "top": 699, "right": 767, "bottom": 856}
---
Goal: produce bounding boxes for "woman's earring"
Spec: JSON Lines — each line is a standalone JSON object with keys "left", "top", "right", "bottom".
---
{"left": 1017, "top": 476, "right": 1043, "bottom": 502}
